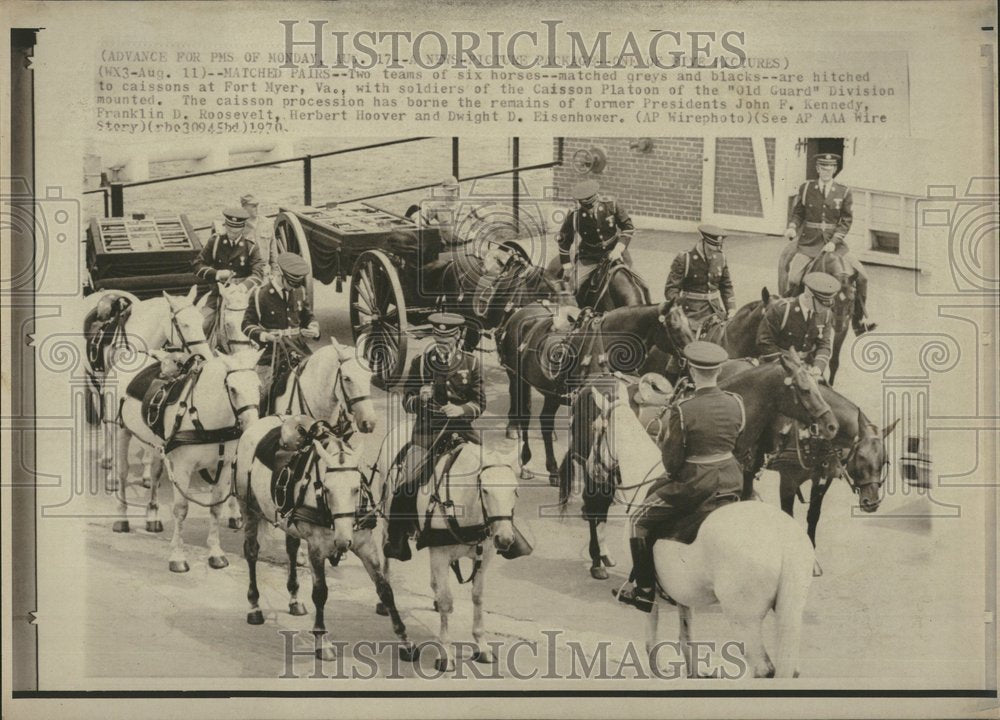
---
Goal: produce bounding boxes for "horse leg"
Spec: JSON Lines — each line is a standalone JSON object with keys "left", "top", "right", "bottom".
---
{"left": 112, "top": 426, "right": 133, "bottom": 532}
{"left": 144, "top": 449, "right": 163, "bottom": 533}
{"left": 645, "top": 601, "right": 661, "bottom": 672}
{"left": 244, "top": 501, "right": 265, "bottom": 625}
{"left": 471, "top": 552, "right": 494, "bottom": 663}
{"left": 779, "top": 470, "right": 798, "bottom": 517}
{"left": 226, "top": 494, "right": 243, "bottom": 530}
{"left": 587, "top": 519, "right": 608, "bottom": 579}
{"left": 206, "top": 479, "right": 229, "bottom": 569}
{"left": 828, "top": 326, "right": 847, "bottom": 387}
{"left": 430, "top": 548, "right": 456, "bottom": 672}
{"left": 353, "top": 530, "right": 416, "bottom": 660}
{"left": 677, "top": 604, "right": 700, "bottom": 678}
{"left": 806, "top": 476, "right": 831, "bottom": 576}
{"left": 508, "top": 370, "right": 533, "bottom": 479}
{"left": 540, "top": 394, "right": 561, "bottom": 487}
{"left": 308, "top": 543, "right": 336, "bottom": 661}
{"left": 286, "top": 534, "right": 308, "bottom": 615}
{"left": 167, "top": 458, "right": 191, "bottom": 573}
{"left": 100, "top": 389, "right": 116, "bottom": 472}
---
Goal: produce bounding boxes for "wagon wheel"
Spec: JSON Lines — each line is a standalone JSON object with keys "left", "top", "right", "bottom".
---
{"left": 350, "top": 250, "right": 408, "bottom": 389}
{"left": 273, "top": 211, "right": 315, "bottom": 307}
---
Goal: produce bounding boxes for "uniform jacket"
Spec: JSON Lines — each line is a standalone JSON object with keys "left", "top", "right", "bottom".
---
{"left": 193, "top": 232, "right": 266, "bottom": 288}
{"left": 756, "top": 296, "right": 834, "bottom": 372}
{"left": 242, "top": 281, "right": 313, "bottom": 363}
{"left": 402, "top": 347, "right": 484, "bottom": 440}
{"left": 558, "top": 196, "right": 634, "bottom": 264}
{"left": 245, "top": 217, "right": 279, "bottom": 276}
{"left": 788, "top": 179, "right": 853, "bottom": 257}
{"left": 663, "top": 244, "right": 736, "bottom": 322}
{"left": 656, "top": 386, "right": 745, "bottom": 501}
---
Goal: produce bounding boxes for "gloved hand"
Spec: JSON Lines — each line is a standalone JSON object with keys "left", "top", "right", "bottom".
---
{"left": 419, "top": 385, "right": 433, "bottom": 403}
{"left": 784, "top": 227, "right": 797, "bottom": 241}
{"left": 216, "top": 269, "right": 234, "bottom": 282}
{"left": 302, "top": 321, "right": 320, "bottom": 339}
{"left": 608, "top": 244, "right": 624, "bottom": 261}
{"left": 808, "top": 365, "right": 823, "bottom": 377}
{"left": 561, "top": 263, "right": 574, "bottom": 290}
{"left": 258, "top": 331, "right": 275, "bottom": 343}
{"left": 822, "top": 242, "right": 836, "bottom": 253}
{"left": 441, "top": 403, "right": 464, "bottom": 418}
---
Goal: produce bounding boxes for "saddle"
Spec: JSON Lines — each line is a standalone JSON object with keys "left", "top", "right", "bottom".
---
{"left": 656, "top": 492, "right": 742, "bottom": 545}
{"left": 86, "top": 301, "right": 133, "bottom": 372}
{"left": 579, "top": 260, "right": 650, "bottom": 309}
{"left": 127, "top": 359, "right": 200, "bottom": 440}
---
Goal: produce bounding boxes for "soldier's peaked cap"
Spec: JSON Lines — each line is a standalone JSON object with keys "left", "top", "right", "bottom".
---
{"left": 815, "top": 153, "right": 841, "bottom": 166}
{"left": 803, "top": 272, "right": 840, "bottom": 298}
{"left": 572, "top": 179, "right": 600, "bottom": 202}
{"left": 683, "top": 340, "right": 729, "bottom": 370}
{"left": 698, "top": 223, "right": 727, "bottom": 245}
{"left": 276, "top": 252, "right": 310, "bottom": 280}
{"left": 223, "top": 207, "right": 250, "bottom": 226}
{"left": 428, "top": 312, "right": 464, "bottom": 336}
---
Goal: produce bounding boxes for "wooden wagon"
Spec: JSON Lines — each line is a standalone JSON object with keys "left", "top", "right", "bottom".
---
{"left": 272, "top": 201, "right": 446, "bottom": 387}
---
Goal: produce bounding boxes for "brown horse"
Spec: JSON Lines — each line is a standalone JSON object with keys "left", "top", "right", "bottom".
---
{"left": 636, "top": 287, "right": 774, "bottom": 376}
{"left": 763, "top": 387, "right": 899, "bottom": 574}
{"left": 560, "top": 351, "right": 838, "bottom": 579}
{"left": 497, "top": 301, "right": 693, "bottom": 487}
{"left": 780, "top": 250, "right": 854, "bottom": 386}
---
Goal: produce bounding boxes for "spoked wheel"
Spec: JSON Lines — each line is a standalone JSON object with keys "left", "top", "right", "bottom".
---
{"left": 273, "top": 211, "right": 315, "bottom": 307}
{"left": 350, "top": 250, "right": 408, "bottom": 389}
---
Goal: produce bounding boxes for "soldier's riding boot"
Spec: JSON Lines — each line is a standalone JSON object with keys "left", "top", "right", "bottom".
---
{"left": 851, "top": 273, "right": 877, "bottom": 336}
{"left": 614, "top": 537, "right": 656, "bottom": 612}
{"left": 384, "top": 491, "right": 416, "bottom": 562}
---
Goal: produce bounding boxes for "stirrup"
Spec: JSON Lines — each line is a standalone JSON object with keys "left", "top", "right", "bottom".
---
{"left": 612, "top": 581, "right": 655, "bottom": 612}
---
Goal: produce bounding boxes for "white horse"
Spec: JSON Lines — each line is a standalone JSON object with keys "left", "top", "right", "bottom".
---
{"left": 82, "top": 286, "right": 213, "bottom": 470}
{"left": 588, "top": 380, "right": 815, "bottom": 679}
{"left": 197, "top": 281, "right": 253, "bottom": 355}
{"left": 110, "top": 348, "right": 262, "bottom": 572}
{"left": 373, "top": 423, "right": 521, "bottom": 671}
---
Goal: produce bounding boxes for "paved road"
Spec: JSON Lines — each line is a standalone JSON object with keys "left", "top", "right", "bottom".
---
{"left": 79, "top": 228, "right": 988, "bottom": 686}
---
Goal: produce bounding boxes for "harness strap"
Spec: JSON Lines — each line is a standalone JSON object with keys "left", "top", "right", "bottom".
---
{"left": 450, "top": 543, "right": 484, "bottom": 585}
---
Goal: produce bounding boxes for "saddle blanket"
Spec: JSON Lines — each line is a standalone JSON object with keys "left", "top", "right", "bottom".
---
{"left": 654, "top": 493, "right": 742, "bottom": 545}
{"left": 126, "top": 363, "right": 192, "bottom": 440}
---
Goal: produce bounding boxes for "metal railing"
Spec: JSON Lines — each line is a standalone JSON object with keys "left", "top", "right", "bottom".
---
{"left": 84, "top": 137, "right": 565, "bottom": 233}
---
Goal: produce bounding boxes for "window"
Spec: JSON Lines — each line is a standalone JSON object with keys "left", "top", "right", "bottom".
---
{"left": 871, "top": 229, "right": 900, "bottom": 255}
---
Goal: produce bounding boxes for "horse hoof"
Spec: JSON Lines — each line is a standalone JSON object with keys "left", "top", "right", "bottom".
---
{"left": 289, "top": 601, "right": 308, "bottom": 616}
{"left": 100, "top": 457, "right": 114, "bottom": 470}
{"left": 432, "top": 600, "right": 440, "bottom": 612}
{"left": 375, "top": 602, "right": 389, "bottom": 617}
{"left": 112, "top": 520, "right": 130, "bottom": 533}
{"left": 228, "top": 517, "right": 243, "bottom": 530}
{"left": 434, "top": 658, "right": 455, "bottom": 673}
{"left": 169, "top": 560, "right": 190, "bottom": 573}
{"left": 145, "top": 520, "right": 163, "bottom": 533}
{"left": 316, "top": 645, "right": 337, "bottom": 661}
{"left": 208, "top": 555, "right": 229, "bottom": 570}
{"left": 520, "top": 467, "right": 534, "bottom": 481}
{"left": 247, "top": 610, "right": 265, "bottom": 625}
{"left": 398, "top": 643, "right": 419, "bottom": 662}
{"left": 590, "top": 565, "right": 609, "bottom": 580}
{"left": 812, "top": 561, "right": 824, "bottom": 577}
{"left": 601, "top": 554, "right": 616, "bottom": 568}
{"left": 505, "top": 427, "right": 518, "bottom": 440}
{"left": 548, "top": 473, "right": 559, "bottom": 487}
{"left": 471, "top": 650, "right": 495, "bottom": 664}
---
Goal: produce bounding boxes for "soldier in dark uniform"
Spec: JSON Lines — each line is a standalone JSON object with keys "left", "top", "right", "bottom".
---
{"left": 242, "top": 252, "right": 319, "bottom": 402}
{"left": 757, "top": 271, "right": 838, "bottom": 377}
{"left": 384, "top": 313, "right": 486, "bottom": 561}
{"left": 556, "top": 179, "right": 635, "bottom": 307}
{"left": 614, "top": 341, "right": 745, "bottom": 612}
{"left": 194, "top": 207, "right": 266, "bottom": 313}
{"left": 781, "top": 153, "right": 876, "bottom": 335}
{"left": 664, "top": 223, "right": 736, "bottom": 330}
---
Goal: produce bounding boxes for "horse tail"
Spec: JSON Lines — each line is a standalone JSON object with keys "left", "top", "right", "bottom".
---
{"left": 772, "top": 525, "right": 815, "bottom": 678}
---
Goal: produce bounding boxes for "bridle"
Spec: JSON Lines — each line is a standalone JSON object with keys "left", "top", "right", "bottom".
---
{"left": 838, "top": 433, "right": 889, "bottom": 495}
{"left": 782, "top": 364, "right": 837, "bottom": 437}
{"left": 656, "top": 302, "right": 694, "bottom": 361}
{"left": 587, "top": 394, "right": 661, "bottom": 512}
{"left": 166, "top": 304, "right": 208, "bottom": 352}
{"left": 289, "top": 422, "right": 368, "bottom": 529}
{"left": 223, "top": 366, "right": 260, "bottom": 421}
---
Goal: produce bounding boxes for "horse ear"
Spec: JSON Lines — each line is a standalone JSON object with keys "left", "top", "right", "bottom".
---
{"left": 761, "top": 287, "right": 771, "bottom": 305}
{"left": 186, "top": 284, "right": 198, "bottom": 304}
{"left": 162, "top": 291, "right": 178, "bottom": 312}
{"left": 882, "top": 418, "right": 900, "bottom": 439}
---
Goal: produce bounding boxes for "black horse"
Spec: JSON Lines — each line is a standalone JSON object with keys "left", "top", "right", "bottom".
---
{"left": 497, "top": 300, "right": 693, "bottom": 487}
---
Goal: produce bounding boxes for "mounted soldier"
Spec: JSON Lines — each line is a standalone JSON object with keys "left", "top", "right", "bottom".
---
{"left": 780, "top": 153, "right": 876, "bottom": 336}
{"left": 757, "top": 271, "right": 839, "bottom": 377}
{"left": 384, "top": 313, "right": 486, "bottom": 562}
{"left": 556, "top": 179, "right": 636, "bottom": 308}
{"left": 240, "top": 193, "right": 280, "bottom": 279}
{"left": 194, "top": 207, "right": 266, "bottom": 313}
{"left": 664, "top": 223, "right": 736, "bottom": 333}
{"left": 614, "top": 341, "right": 745, "bottom": 612}
{"left": 242, "top": 252, "right": 320, "bottom": 410}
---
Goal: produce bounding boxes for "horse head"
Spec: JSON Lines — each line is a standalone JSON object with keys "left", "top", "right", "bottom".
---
{"left": 220, "top": 348, "right": 264, "bottom": 429}
{"left": 330, "top": 338, "right": 377, "bottom": 434}
{"left": 654, "top": 300, "right": 695, "bottom": 359}
{"left": 217, "top": 283, "right": 252, "bottom": 352}
{"left": 777, "top": 349, "right": 839, "bottom": 439}
{"left": 163, "top": 285, "right": 211, "bottom": 355}
{"left": 842, "top": 412, "right": 899, "bottom": 512}
{"left": 477, "top": 455, "right": 520, "bottom": 553}
{"left": 310, "top": 423, "right": 366, "bottom": 552}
